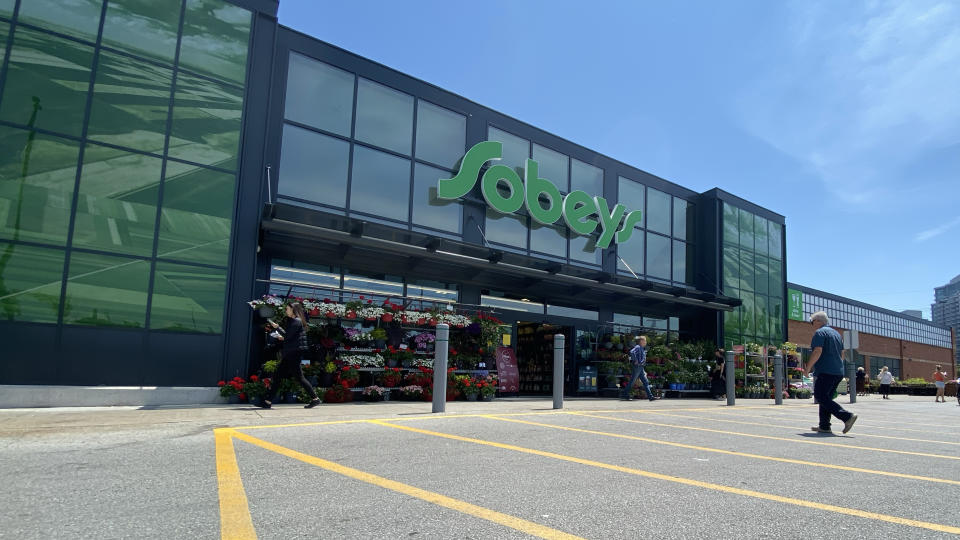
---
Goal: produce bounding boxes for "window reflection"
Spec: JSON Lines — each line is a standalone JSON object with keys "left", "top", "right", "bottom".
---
{"left": 416, "top": 100, "right": 466, "bottom": 169}
{"left": 87, "top": 50, "right": 173, "bottom": 154}
{"left": 150, "top": 261, "right": 226, "bottom": 333}
{"left": 72, "top": 144, "right": 162, "bottom": 256}
{"left": 101, "top": 0, "right": 181, "bottom": 64}
{"left": 570, "top": 233, "right": 602, "bottom": 265}
{"left": 168, "top": 72, "right": 243, "bottom": 170}
{"left": 530, "top": 221, "right": 566, "bottom": 257}
{"left": 63, "top": 251, "right": 150, "bottom": 327}
{"left": 672, "top": 197, "right": 687, "bottom": 241}
{"left": 618, "top": 177, "right": 645, "bottom": 228}
{"left": 355, "top": 78, "right": 413, "bottom": 155}
{"left": 487, "top": 127, "right": 529, "bottom": 174}
{"left": 412, "top": 162, "right": 461, "bottom": 233}
{"left": 0, "top": 127, "right": 80, "bottom": 245}
{"left": 617, "top": 233, "right": 643, "bottom": 276}
{"left": 532, "top": 144, "right": 569, "bottom": 192}
{"left": 350, "top": 145, "right": 411, "bottom": 222}
{"left": 645, "top": 232, "right": 670, "bottom": 280}
{"left": 570, "top": 158, "right": 602, "bottom": 195}
{"left": 17, "top": 0, "right": 103, "bottom": 42}
{"left": 0, "top": 241, "right": 64, "bottom": 323}
{"left": 284, "top": 53, "right": 354, "bottom": 137}
{"left": 646, "top": 188, "right": 670, "bottom": 235}
{"left": 156, "top": 161, "right": 235, "bottom": 265}
{"left": 672, "top": 240, "right": 686, "bottom": 283}
{"left": 178, "top": 0, "right": 251, "bottom": 85}
{"left": 277, "top": 124, "right": 349, "bottom": 207}
{"left": 0, "top": 27, "right": 94, "bottom": 137}
{"left": 485, "top": 208, "right": 527, "bottom": 248}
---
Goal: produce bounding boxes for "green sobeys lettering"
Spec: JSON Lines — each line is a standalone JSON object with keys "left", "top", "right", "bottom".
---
{"left": 438, "top": 141, "right": 642, "bottom": 251}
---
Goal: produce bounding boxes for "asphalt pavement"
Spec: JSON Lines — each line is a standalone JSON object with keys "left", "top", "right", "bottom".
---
{"left": 1, "top": 394, "right": 958, "bottom": 539}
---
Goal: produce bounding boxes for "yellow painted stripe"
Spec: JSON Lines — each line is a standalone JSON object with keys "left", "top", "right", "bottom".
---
{"left": 214, "top": 429, "right": 257, "bottom": 540}
{"left": 568, "top": 412, "right": 960, "bottom": 461}
{"left": 485, "top": 415, "right": 960, "bottom": 486}
{"left": 230, "top": 430, "right": 583, "bottom": 540}
{"left": 371, "top": 421, "right": 960, "bottom": 535}
{"left": 639, "top": 410, "right": 960, "bottom": 446}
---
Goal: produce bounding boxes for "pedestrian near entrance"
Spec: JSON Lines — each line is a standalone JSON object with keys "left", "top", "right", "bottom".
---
{"left": 855, "top": 367, "right": 866, "bottom": 397}
{"left": 805, "top": 311, "right": 857, "bottom": 434}
{"left": 261, "top": 302, "right": 321, "bottom": 409}
{"left": 878, "top": 366, "right": 894, "bottom": 399}
{"left": 932, "top": 365, "right": 947, "bottom": 403}
{"left": 710, "top": 349, "right": 726, "bottom": 400}
{"left": 622, "top": 336, "right": 658, "bottom": 401}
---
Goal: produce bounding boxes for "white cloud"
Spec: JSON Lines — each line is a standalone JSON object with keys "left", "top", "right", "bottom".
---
{"left": 915, "top": 216, "right": 960, "bottom": 242}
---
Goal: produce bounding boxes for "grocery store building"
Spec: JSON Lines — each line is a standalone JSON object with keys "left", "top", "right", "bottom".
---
{"left": 1, "top": 0, "right": 798, "bottom": 403}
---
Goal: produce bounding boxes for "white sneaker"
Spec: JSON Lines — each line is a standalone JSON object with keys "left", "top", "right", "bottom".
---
{"left": 842, "top": 414, "right": 858, "bottom": 434}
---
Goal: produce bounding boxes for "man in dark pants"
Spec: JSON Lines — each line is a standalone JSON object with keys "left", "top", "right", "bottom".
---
{"left": 621, "top": 336, "right": 659, "bottom": 401}
{"left": 805, "top": 311, "right": 857, "bottom": 434}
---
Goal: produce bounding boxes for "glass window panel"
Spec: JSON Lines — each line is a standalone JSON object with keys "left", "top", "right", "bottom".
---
{"left": 646, "top": 232, "right": 670, "bottom": 280}
{"left": 616, "top": 232, "right": 643, "bottom": 275}
{"left": 646, "top": 188, "right": 670, "bottom": 235}
{"left": 63, "top": 251, "right": 149, "bottom": 327}
{"left": 532, "top": 144, "right": 568, "bottom": 192}
{"left": 416, "top": 100, "right": 465, "bottom": 170}
{"left": 672, "top": 197, "right": 687, "bottom": 241}
{"left": 355, "top": 78, "right": 413, "bottom": 155}
{"left": 742, "top": 292, "right": 756, "bottom": 336}
{"left": 768, "top": 221, "right": 782, "bottom": 260}
{"left": 18, "top": 0, "right": 103, "bottom": 42}
{"left": 487, "top": 126, "right": 529, "bottom": 175}
{"left": 0, "top": 28, "right": 93, "bottom": 137}
{"left": 617, "top": 177, "right": 644, "bottom": 228}
{"left": 0, "top": 241, "right": 64, "bottom": 323}
{"left": 412, "top": 162, "right": 460, "bottom": 233}
{"left": 738, "top": 207, "right": 754, "bottom": 250}
{"left": 277, "top": 124, "right": 348, "bottom": 207}
{"left": 722, "top": 245, "right": 738, "bottom": 291}
{"left": 769, "top": 296, "right": 783, "bottom": 337}
{"left": 530, "top": 221, "right": 566, "bottom": 257}
{"left": 739, "top": 250, "right": 754, "bottom": 292}
{"left": 672, "top": 240, "right": 685, "bottom": 283}
{"left": 101, "top": 0, "right": 180, "bottom": 64}
{"left": 283, "top": 53, "right": 353, "bottom": 136}
{"left": 754, "top": 214, "right": 768, "bottom": 256}
{"left": 724, "top": 309, "right": 739, "bottom": 340}
{"left": 150, "top": 261, "right": 225, "bottom": 333}
{"left": 0, "top": 127, "right": 80, "bottom": 245}
{"left": 178, "top": 0, "right": 251, "bottom": 85}
{"left": 570, "top": 233, "right": 602, "bottom": 265}
{"left": 86, "top": 50, "right": 173, "bottom": 154}
{"left": 755, "top": 255, "right": 768, "bottom": 295}
{"left": 570, "top": 158, "right": 602, "bottom": 195}
{"left": 350, "top": 145, "right": 410, "bottom": 222}
{"left": 156, "top": 162, "right": 234, "bottom": 265}
{"left": 485, "top": 208, "right": 526, "bottom": 248}
{"left": 769, "top": 259, "right": 782, "bottom": 297}
{"left": 0, "top": 1, "right": 12, "bottom": 17}
{"left": 722, "top": 203, "right": 738, "bottom": 245}
{"left": 546, "top": 304, "right": 598, "bottom": 320}
{"left": 167, "top": 72, "right": 243, "bottom": 170}
{"left": 756, "top": 294, "right": 769, "bottom": 340}
{"left": 72, "top": 144, "right": 162, "bottom": 256}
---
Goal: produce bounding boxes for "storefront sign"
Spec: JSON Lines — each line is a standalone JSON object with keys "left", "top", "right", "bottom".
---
{"left": 787, "top": 288, "right": 803, "bottom": 321}
{"left": 438, "top": 141, "right": 642, "bottom": 250}
{"left": 494, "top": 346, "right": 519, "bottom": 393}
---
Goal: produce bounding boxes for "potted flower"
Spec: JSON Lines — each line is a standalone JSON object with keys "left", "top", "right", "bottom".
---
{"left": 337, "top": 365, "right": 360, "bottom": 387}
{"left": 370, "top": 327, "right": 388, "bottom": 349}
{"left": 242, "top": 375, "right": 269, "bottom": 406}
{"left": 478, "top": 375, "right": 498, "bottom": 401}
{"left": 362, "top": 385, "right": 389, "bottom": 402}
{"left": 378, "top": 367, "right": 404, "bottom": 387}
{"left": 277, "top": 378, "right": 302, "bottom": 403}
{"left": 461, "top": 378, "right": 479, "bottom": 401}
{"left": 218, "top": 377, "right": 245, "bottom": 403}
{"left": 399, "top": 384, "right": 423, "bottom": 401}
{"left": 323, "top": 381, "right": 354, "bottom": 403}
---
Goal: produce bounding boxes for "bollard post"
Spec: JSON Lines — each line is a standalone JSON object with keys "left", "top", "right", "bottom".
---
{"left": 725, "top": 350, "right": 736, "bottom": 406}
{"left": 774, "top": 354, "right": 783, "bottom": 405}
{"left": 553, "top": 333, "right": 565, "bottom": 409}
{"left": 847, "top": 359, "right": 857, "bottom": 404}
{"left": 432, "top": 324, "right": 449, "bottom": 413}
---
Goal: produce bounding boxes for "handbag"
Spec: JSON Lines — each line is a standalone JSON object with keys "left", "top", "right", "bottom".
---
{"left": 298, "top": 330, "right": 310, "bottom": 352}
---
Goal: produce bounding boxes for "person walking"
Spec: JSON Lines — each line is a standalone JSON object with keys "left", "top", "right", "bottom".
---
{"left": 621, "top": 336, "right": 659, "bottom": 401}
{"left": 878, "top": 366, "right": 894, "bottom": 399}
{"left": 261, "top": 301, "right": 321, "bottom": 409}
{"left": 855, "top": 367, "right": 866, "bottom": 397}
{"left": 932, "top": 365, "right": 947, "bottom": 403}
{"left": 804, "top": 311, "right": 857, "bottom": 434}
{"left": 710, "top": 348, "right": 726, "bottom": 400}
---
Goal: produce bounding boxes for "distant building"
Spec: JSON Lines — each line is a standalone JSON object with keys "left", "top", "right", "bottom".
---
{"left": 900, "top": 309, "right": 923, "bottom": 319}
{"left": 932, "top": 274, "right": 960, "bottom": 371}
{"left": 787, "top": 283, "right": 955, "bottom": 381}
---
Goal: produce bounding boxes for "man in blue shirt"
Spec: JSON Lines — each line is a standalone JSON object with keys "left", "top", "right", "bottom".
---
{"left": 622, "top": 336, "right": 659, "bottom": 401}
{"left": 805, "top": 311, "right": 857, "bottom": 434}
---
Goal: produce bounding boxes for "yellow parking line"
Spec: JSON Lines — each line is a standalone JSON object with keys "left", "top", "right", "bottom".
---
{"left": 229, "top": 430, "right": 584, "bottom": 540}
{"left": 567, "top": 412, "right": 960, "bottom": 461}
{"left": 214, "top": 429, "right": 257, "bottom": 540}
{"left": 637, "top": 411, "right": 960, "bottom": 446}
{"left": 483, "top": 415, "right": 960, "bottom": 486}
{"left": 371, "top": 420, "right": 960, "bottom": 535}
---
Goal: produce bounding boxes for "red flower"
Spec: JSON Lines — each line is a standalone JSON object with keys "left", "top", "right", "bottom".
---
{"left": 238, "top": 393, "right": 246, "bottom": 400}
{"left": 359, "top": 295, "right": 365, "bottom": 300}
{"left": 217, "top": 381, "right": 225, "bottom": 386}
{"left": 341, "top": 381, "right": 351, "bottom": 389}
{"left": 250, "top": 375, "right": 259, "bottom": 382}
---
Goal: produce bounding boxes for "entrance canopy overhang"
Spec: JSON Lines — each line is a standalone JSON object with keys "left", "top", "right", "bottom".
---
{"left": 259, "top": 204, "right": 740, "bottom": 318}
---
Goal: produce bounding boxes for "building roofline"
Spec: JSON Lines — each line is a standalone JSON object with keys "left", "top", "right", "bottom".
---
{"left": 788, "top": 282, "right": 950, "bottom": 331}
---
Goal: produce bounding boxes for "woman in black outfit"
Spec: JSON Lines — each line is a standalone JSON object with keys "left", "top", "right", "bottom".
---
{"left": 261, "top": 302, "right": 320, "bottom": 409}
{"left": 710, "top": 349, "right": 726, "bottom": 400}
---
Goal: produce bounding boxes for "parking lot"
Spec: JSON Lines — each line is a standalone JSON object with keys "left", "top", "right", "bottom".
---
{"left": 2, "top": 396, "right": 958, "bottom": 539}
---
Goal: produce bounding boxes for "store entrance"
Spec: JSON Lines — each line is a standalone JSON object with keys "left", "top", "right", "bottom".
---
{"left": 516, "top": 322, "right": 572, "bottom": 394}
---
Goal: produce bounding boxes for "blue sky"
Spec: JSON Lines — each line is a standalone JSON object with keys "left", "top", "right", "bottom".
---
{"left": 278, "top": 0, "right": 960, "bottom": 320}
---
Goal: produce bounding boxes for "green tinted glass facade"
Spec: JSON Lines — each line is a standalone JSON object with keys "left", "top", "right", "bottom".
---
{"left": 0, "top": 0, "right": 250, "bottom": 333}
{"left": 721, "top": 202, "right": 785, "bottom": 349}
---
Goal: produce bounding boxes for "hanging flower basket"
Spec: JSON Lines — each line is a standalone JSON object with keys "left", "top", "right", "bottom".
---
{"left": 345, "top": 312, "right": 357, "bottom": 320}
{"left": 381, "top": 313, "right": 394, "bottom": 323}
{"left": 257, "top": 306, "right": 274, "bottom": 318}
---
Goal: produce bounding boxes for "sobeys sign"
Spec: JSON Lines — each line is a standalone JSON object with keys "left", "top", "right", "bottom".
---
{"left": 437, "top": 141, "right": 642, "bottom": 250}
{"left": 787, "top": 288, "right": 804, "bottom": 321}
